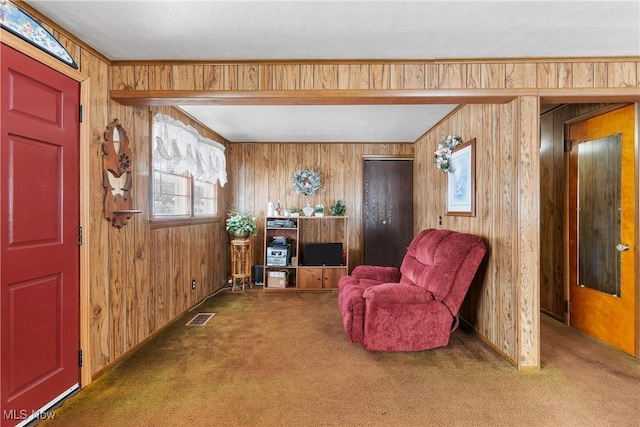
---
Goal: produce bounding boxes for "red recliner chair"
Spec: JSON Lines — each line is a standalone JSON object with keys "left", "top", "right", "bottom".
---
{"left": 338, "top": 229, "right": 486, "bottom": 351}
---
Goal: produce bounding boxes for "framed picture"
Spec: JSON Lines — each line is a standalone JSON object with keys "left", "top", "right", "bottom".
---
{"left": 446, "top": 138, "right": 476, "bottom": 216}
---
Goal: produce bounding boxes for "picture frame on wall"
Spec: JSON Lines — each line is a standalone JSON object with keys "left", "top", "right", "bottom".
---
{"left": 446, "top": 138, "right": 476, "bottom": 217}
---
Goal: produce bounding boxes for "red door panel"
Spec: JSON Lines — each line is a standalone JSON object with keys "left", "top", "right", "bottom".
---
{"left": 8, "top": 275, "right": 63, "bottom": 396}
{"left": 8, "top": 135, "right": 62, "bottom": 245}
{"left": 7, "top": 68, "right": 63, "bottom": 127}
{"left": 1, "top": 44, "right": 80, "bottom": 426}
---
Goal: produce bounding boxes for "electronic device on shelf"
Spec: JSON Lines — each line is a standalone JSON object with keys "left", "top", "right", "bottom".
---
{"left": 302, "top": 243, "right": 344, "bottom": 266}
{"left": 266, "top": 219, "right": 296, "bottom": 228}
{"left": 266, "top": 236, "right": 292, "bottom": 266}
{"left": 270, "top": 236, "right": 289, "bottom": 246}
{"left": 266, "top": 245, "right": 290, "bottom": 266}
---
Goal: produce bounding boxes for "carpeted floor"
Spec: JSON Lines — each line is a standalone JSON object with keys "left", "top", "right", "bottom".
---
{"left": 40, "top": 290, "right": 639, "bottom": 427}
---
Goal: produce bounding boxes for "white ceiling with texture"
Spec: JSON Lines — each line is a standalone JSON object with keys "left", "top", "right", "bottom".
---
{"left": 27, "top": 0, "right": 640, "bottom": 61}
{"left": 180, "top": 104, "right": 459, "bottom": 143}
{"left": 27, "top": 0, "right": 640, "bottom": 143}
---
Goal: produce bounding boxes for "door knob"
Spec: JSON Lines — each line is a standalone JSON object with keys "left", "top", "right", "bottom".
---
{"left": 616, "top": 243, "right": 630, "bottom": 252}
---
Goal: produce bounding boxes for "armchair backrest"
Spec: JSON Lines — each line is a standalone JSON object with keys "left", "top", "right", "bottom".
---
{"left": 399, "top": 229, "right": 486, "bottom": 314}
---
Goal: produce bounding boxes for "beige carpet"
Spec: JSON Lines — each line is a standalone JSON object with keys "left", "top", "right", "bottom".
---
{"left": 40, "top": 290, "right": 639, "bottom": 427}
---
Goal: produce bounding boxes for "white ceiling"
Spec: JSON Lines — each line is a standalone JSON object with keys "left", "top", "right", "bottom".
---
{"left": 179, "top": 104, "right": 459, "bottom": 143}
{"left": 26, "top": 1, "right": 640, "bottom": 143}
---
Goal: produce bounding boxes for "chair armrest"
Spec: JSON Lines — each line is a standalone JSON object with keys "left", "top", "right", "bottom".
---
{"left": 363, "top": 282, "right": 433, "bottom": 305}
{"left": 351, "top": 265, "right": 401, "bottom": 283}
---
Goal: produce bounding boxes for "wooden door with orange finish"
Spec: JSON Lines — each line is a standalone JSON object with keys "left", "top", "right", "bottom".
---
{"left": 568, "top": 104, "right": 636, "bottom": 356}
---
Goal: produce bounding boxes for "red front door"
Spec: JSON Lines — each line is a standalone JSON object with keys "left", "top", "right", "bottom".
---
{"left": 1, "top": 45, "right": 80, "bottom": 426}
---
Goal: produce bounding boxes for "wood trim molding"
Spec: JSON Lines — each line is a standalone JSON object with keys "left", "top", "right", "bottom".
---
{"left": 1, "top": 29, "right": 87, "bottom": 81}
{"left": 79, "top": 79, "right": 92, "bottom": 386}
{"left": 434, "top": 56, "right": 640, "bottom": 64}
{"left": 362, "top": 155, "right": 414, "bottom": 160}
{"left": 111, "top": 87, "right": 640, "bottom": 107}
{"left": 539, "top": 88, "right": 640, "bottom": 104}
{"left": 149, "top": 216, "right": 222, "bottom": 230}
{"left": 110, "top": 56, "right": 640, "bottom": 67}
{"left": 111, "top": 88, "right": 525, "bottom": 106}
{"left": 635, "top": 103, "right": 640, "bottom": 359}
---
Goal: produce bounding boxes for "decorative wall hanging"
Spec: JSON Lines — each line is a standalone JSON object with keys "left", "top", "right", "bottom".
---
{"left": 292, "top": 168, "right": 322, "bottom": 216}
{"left": 292, "top": 168, "right": 322, "bottom": 196}
{"left": 0, "top": 0, "right": 78, "bottom": 69}
{"left": 445, "top": 138, "right": 476, "bottom": 217}
{"left": 102, "top": 119, "right": 140, "bottom": 227}
{"left": 434, "top": 135, "right": 463, "bottom": 173}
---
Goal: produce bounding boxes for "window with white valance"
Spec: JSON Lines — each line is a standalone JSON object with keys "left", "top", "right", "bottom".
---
{"left": 152, "top": 114, "right": 227, "bottom": 218}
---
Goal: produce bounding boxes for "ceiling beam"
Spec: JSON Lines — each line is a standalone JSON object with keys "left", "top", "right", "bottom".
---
{"left": 110, "top": 89, "right": 523, "bottom": 106}
{"left": 538, "top": 88, "right": 640, "bottom": 104}
{"left": 111, "top": 87, "right": 640, "bottom": 107}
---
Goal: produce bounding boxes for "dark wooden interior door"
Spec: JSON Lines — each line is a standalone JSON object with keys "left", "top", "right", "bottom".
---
{"left": 363, "top": 159, "right": 413, "bottom": 268}
{"left": 1, "top": 45, "right": 80, "bottom": 425}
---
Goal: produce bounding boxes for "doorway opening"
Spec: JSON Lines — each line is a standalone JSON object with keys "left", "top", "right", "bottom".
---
{"left": 540, "top": 102, "right": 638, "bottom": 357}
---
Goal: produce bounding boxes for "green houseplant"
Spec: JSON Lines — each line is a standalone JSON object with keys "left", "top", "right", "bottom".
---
{"left": 314, "top": 204, "right": 325, "bottom": 217}
{"left": 330, "top": 200, "right": 346, "bottom": 216}
{"left": 226, "top": 211, "right": 257, "bottom": 238}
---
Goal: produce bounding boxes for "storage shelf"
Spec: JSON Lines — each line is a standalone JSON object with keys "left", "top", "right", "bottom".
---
{"left": 263, "top": 216, "right": 348, "bottom": 290}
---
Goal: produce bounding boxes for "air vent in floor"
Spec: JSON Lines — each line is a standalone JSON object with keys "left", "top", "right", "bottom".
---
{"left": 186, "top": 313, "right": 215, "bottom": 326}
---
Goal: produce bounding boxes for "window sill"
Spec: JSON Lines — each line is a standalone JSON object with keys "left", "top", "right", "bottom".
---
{"left": 150, "top": 216, "right": 222, "bottom": 229}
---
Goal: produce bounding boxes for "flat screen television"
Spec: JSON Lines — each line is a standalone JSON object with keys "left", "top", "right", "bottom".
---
{"left": 303, "top": 242, "right": 344, "bottom": 266}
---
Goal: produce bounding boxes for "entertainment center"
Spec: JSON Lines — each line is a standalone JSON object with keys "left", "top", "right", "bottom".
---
{"left": 263, "top": 216, "right": 349, "bottom": 289}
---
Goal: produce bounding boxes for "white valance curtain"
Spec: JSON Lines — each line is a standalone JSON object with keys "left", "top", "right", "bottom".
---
{"left": 152, "top": 114, "right": 227, "bottom": 186}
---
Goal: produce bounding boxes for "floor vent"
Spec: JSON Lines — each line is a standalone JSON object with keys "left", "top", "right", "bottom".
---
{"left": 186, "top": 313, "right": 215, "bottom": 326}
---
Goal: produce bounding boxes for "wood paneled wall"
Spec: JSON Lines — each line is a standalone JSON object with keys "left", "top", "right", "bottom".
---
{"left": 227, "top": 143, "right": 413, "bottom": 269}
{"left": 13, "top": 2, "right": 640, "bottom": 378}
{"left": 415, "top": 102, "right": 527, "bottom": 365}
{"left": 87, "top": 97, "right": 230, "bottom": 375}
{"left": 11, "top": 5, "right": 231, "bottom": 377}
{"left": 108, "top": 60, "right": 640, "bottom": 91}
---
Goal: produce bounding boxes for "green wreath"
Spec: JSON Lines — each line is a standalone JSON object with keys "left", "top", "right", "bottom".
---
{"left": 292, "top": 168, "right": 322, "bottom": 197}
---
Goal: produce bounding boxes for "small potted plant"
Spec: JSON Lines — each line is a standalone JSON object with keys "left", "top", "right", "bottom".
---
{"left": 314, "top": 204, "right": 325, "bottom": 217}
{"left": 225, "top": 211, "right": 257, "bottom": 239}
{"left": 330, "top": 199, "right": 346, "bottom": 216}
{"left": 290, "top": 207, "right": 301, "bottom": 217}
